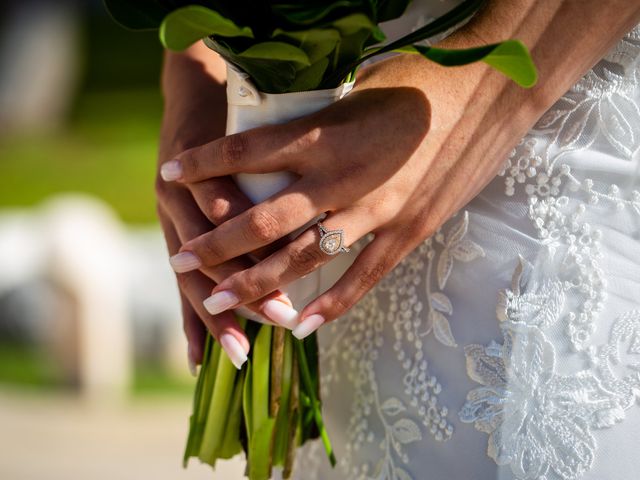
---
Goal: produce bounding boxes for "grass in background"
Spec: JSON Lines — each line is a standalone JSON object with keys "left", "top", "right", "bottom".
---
{"left": 0, "top": 344, "right": 65, "bottom": 390}
{"left": 0, "top": 88, "right": 162, "bottom": 224}
{"left": 0, "top": 10, "right": 166, "bottom": 224}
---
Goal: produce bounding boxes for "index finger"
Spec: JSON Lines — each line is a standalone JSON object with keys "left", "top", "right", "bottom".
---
{"left": 160, "top": 122, "right": 311, "bottom": 183}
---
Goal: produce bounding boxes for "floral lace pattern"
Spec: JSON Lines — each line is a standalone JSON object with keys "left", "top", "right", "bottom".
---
{"left": 460, "top": 258, "right": 639, "bottom": 480}
{"left": 297, "top": 20, "right": 640, "bottom": 480}
{"left": 315, "top": 212, "right": 484, "bottom": 480}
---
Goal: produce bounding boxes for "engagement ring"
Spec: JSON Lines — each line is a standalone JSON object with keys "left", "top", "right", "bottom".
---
{"left": 317, "top": 222, "right": 350, "bottom": 255}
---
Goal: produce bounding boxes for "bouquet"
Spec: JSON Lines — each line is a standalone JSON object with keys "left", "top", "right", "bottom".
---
{"left": 106, "top": 1, "right": 536, "bottom": 478}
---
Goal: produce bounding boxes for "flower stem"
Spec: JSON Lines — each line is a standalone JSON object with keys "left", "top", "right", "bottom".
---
{"left": 294, "top": 337, "right": 336, "bottom": 467}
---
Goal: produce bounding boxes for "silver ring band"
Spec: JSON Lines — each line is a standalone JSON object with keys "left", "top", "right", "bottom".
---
{"left": 317, "top": 222, "right": 350, "bottom": 255}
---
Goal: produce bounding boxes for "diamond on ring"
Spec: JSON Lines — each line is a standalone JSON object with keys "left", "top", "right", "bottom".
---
{"left": 317, "top": 222, "right": 350, "bottom": 255}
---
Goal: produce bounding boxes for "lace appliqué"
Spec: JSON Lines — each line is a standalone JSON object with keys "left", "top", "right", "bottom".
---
{"left": 460, "top": 259, "right": 640, "bottom": 480}
{"left": 317, "top": 212, "right": 484, "bottom": 480}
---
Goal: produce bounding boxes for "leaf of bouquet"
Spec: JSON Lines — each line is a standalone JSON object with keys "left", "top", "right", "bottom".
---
{"left": 325, "top": 14, "right": 377, "bottom": 85}
{"left": 198, "top": 339, "right": 241, "bottom": 465}
{"left": 273, "top": 28, "right": 341, "bottom": 64}
{"left": 271, "top": 332, "right": 292, "bottom": 466}
{"left": 270, "top": 0, "right": 372, "bottom": 28}
{"left": 183, "top": 335, "right": 222, "bottom": 466}
{"left": 289, "top": 58, "right": 330, "bottom": 91}
{"left": 160, "top": 5, "right": 253, "bottom": 51}
{"left": 218, "top": 367, "right": 246, "bottom": 459}
{"left": 374, "top": 0, "right": 413, "bottom": 22}
{"left": 205, "top": 38, "right": 299, "bottom": 93}
{"left": 238, "top": 42, "right": 311, "bottom": 69}
{"left": 323, "top": 0, "right": 484, "bottom": 85}
{"left": 103, "top": 0, "right": 171, "bottom": 30}
{"left": 247, "top": 325, "right": 276, "bottom": 479}
{"left": 413, "top": 40, "right": 538, "bottom": 87}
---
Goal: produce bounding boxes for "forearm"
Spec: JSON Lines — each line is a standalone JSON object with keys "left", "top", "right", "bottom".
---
{"left": 160, "top": 43, "right": 228, "bottom": 159}
{"left": 461, "top": 0, "right": 640, "bottom": 110}
{"left": 357, "top": 1, "right": 640, "bottom": 213}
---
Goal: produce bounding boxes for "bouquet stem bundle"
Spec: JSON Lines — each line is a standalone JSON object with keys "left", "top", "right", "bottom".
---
{"left": 184, "top": 320, "right": 331, "bottom": 479}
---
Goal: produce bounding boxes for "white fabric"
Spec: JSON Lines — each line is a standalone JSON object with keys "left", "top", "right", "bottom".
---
{"left": 292, "top": 1, "right": 640, "bottom": 479}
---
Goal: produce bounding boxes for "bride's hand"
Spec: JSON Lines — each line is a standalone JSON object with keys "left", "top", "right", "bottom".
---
{"left": 158, "top": 47, "right": 299, "bottom": 370}
{"left": 162, "top": 46, "right": 549, "bottom": 337}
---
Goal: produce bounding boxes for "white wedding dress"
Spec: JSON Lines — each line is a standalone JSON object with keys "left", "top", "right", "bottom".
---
{"left": 292, "top": 1, "right": 640, "bottom": 479}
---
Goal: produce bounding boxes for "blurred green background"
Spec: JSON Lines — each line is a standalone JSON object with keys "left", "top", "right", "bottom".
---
{"left": 0, "top": 3, "right": 163, "bottom": 224}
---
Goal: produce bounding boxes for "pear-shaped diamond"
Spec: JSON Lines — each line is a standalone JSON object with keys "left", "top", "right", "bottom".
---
{"left": 320, "top": 231, "right": 344, "bottom": 255}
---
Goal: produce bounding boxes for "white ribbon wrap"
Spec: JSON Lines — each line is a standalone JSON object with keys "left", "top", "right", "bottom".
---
{"left": 225, "top": 64, "right": 358, "bottom": 309}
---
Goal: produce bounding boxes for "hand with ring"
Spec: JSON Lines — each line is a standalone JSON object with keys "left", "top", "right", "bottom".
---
{"left": 161, "top": 46, "right": 549, "bottom": 342}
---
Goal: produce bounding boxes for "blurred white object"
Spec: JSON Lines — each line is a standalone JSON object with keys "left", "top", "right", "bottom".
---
{"left": 0, "top": 194, "right": 189, "bottom": 400}
{"left": 0, "top": 1, "right": 80, "bottom": 133}
{"left": 41, "top": 195, "right": 132, "bottom": 401}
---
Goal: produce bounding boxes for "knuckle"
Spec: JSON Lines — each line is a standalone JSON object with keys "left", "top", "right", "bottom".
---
{"left": 246, "top": 208, "right": 281, "bottom": 243}
{"left": 155, "top": 175, "right": 171, "bottom": 203}
{"left": 356, "top": 261, "right": 387, "bottom": 292}
{"left": 327, "top": 293, "right": 353, "bottom": 318}
{"left": 207, "top": 197, "right": 232, "bottom": 224}
{"left": 288, "top": 244, "right": 325, "bottom": 276}
{"left": 176, "top": 272, "right": 194, "bottom": 292}
{"left": 220, "top": 133, "right": 248, "bottom": 168}
{"left": 231, "top": 271, "right": 267, "bottom": 301}
{"left": 192, "top": 235, "right": 224, "bottom": 265}
{"left": 178, "top": 149, "right": 198, "bottom": 178}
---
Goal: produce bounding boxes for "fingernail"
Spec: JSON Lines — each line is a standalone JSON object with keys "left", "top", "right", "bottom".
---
{"left": 262, "top": 299, "right": 299, "bottom": 329}
{"left": 220, "top": 333, "right": 248, "bottom": 369}
{"left": 292, "top": 314, "right": 325, "bottom": 340}
{"left": 187, "top": 345, "right": 198, "bottom": 377}
{"left": 169, "top": 251, "right": 201, "bottom": 273}
{"left": 234, "top": 306, "right": 276, "bottom": 326}
{"left": 203, "top": 290, "right": 240, "bottom": 315}
{"left": 160, "top": 160, "right": 183, "bottom": 181}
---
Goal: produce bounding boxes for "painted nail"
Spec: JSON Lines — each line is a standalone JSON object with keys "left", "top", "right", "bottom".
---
{"left": 262, "top": 299, "right": 299, "bottom": 329}
{"left": 220, "top": 333, "right": 248, "bottom": 369}
{"left": 187, "top": 345, "right": 198, "bottom": 377}
{"left": 169, "top": 251, "right": 201, "bottom": 273}
{"left": 234, "top": 306, "right": 276, "bottom": 326}
{"left": 160, "top": 160, "right": 183, "bottom": 181}
{"left": 292, "top": 314, "right": 325, "bottom": 340}
{"left": 203, "top": 290, "right": 240, "bottom": 315}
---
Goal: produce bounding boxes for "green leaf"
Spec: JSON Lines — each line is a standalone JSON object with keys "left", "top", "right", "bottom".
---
{"left": 332, "top": 13, "right": 376, "bottom": 35}
{"left": 205, "top": 38, "right": 299, "bottom": 93}
{"left": 273, "top": 28, "right": 341, "bottom": 64}
{"left": 270, "top": 1, "right": 370, "bottom": 27}
{"left": 323, "top": 0, "right": 485, "bottom": 86}
{"left": 479, "top": 40, "right": 538, "bottom": 88}
{"left": 217, "top": 368, "right": 246, "bottom": 459}
{"left": 238, "top": 42, "right": 311, "bottom": 69}
{"left": 198, "top": 343, "right": 239, "bottom": 465}
{"left": 159, "top": 5, "right": 253, "bottom": 51}
{"left": 289, "top": 58, "right": 330, "bottom": 92}
{"left": 247, "top": 325, "right": 276, "bottom": 480}
{"left": 375, "top": 0, "right": 412, "bottom": 22}
{"left": 103, "top": 0, "right": 170, "bottom": 30}
{"left": 414, "top": 40, "right": 538, "bottom": 87}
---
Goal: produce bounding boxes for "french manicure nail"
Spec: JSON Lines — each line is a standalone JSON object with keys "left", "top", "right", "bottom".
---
{"left": 203, "top": 290, "right": 240, "bottom": 315}
{"left": 234, "top": 306, "right": 276, "bottom": 326}
{"left": 160, "top": 160, "right": 183, "bottom": 181}
{"left": 169, "top": 251, "right": 201, "bottom": 273}
{"left": 187, "top": 345, "right": 198, "bottom": 377}
{"left": 292, "top": 314, "right": 325, "bottom": 340}
{"left": 220, "top": 333, "right": 248, "bottom": 369}
{"left": 262, "top": 299, "right": 299, "bottom": 329}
